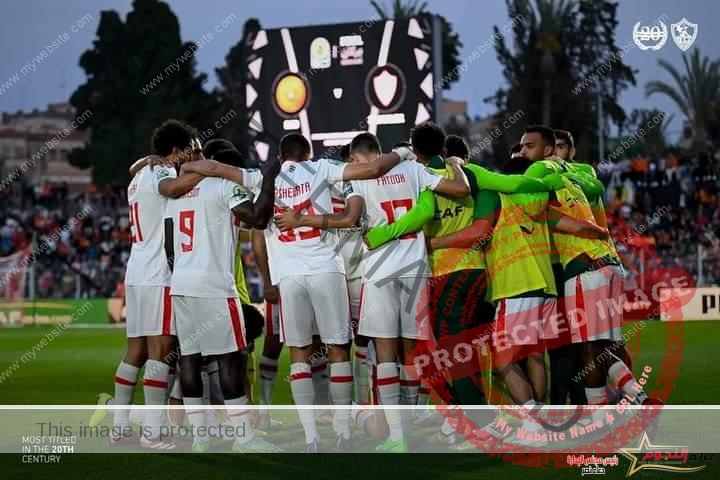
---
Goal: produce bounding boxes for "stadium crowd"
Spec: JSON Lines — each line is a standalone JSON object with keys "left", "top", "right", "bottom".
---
{"left": 0, "top": 147, "right": 718, "bottom": 300}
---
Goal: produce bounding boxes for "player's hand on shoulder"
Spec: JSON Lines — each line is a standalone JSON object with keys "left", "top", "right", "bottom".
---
{"left": 542, "top": 172, "right": 566, "bottom": 191}
{"left": 445, "top": 156, "right": 465, "bottom": 167}
{"left": 180, "top": 159, "right": 218, "bottom": 176}
{"left": 392, "top": 146, "right": 416, "bottom": 162}
{"left": 263, "top": 285, "right": 280, "bottom": 304}
{"left": 273, "top": 209, "right": 301, "bottom": 231}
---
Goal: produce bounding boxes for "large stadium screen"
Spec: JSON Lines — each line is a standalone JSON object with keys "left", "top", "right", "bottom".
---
{"left": 244, "top": 14, "right": 439, "bottom": 162}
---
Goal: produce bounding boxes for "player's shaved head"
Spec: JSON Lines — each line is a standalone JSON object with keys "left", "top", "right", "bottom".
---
{"left": 350, "top": 133, "right": 382, "bottom": 155}
{"left": 444, "top": 134, "right": 470, "bottom": 161}
{"left": 411, "top": 122, "right": 445, "bottom": 160}
{"left": 339, "top": 143, "right": 351, "bottom": 162}
{"left": 203, "top": 138, "right": 238, "bottom": 160}
{"left": 151, "top": 119, "right": 198, "bottom": 157}
{"left": 523, "top": 125, "right": 556, "bottom": 149}
{"left": 279, "top": 133, "right": 311, "bottom": 161}
{"left": 210, "top": 149, "right": 245, "bottom": 168}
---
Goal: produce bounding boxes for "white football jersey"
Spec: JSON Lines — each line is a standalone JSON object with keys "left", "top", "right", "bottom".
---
{"left": 265, "top": 159, "right": 347, "bottom": 285}
{"left": 166, "top": 177, "right": 251, "bottom": 298}
{"left": 353, "top": 161, "right": 443, "bottom": 282}
{"left": 334, "top": 181, "right": 364, "bottom": 280}
{"left": 125, "top": 165, "right": 177, "bottom": 287}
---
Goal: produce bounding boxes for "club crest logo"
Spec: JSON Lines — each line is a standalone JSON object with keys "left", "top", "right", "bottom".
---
{"left": 671, "top": 18, "right": 698, "bottom": 52}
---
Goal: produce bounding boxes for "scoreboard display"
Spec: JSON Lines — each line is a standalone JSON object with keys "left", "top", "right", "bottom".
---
{"left": 243, "top": 15, "right": 440, "bottom": 162}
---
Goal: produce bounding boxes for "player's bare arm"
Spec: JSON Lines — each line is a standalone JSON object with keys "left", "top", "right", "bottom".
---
{"left": 230, "top": 160, "right": 280, "bottom": 228}
{"left": 128, "top": 154, "right": 174, "bottom": 176}
{"left": 181, "top": 159, "right": 253, "bottom": 185}
{"left": 547, "top": 205, "right": 609, "bottom": 239}
{"left": 157, "top": 173, "right": 205, "bottom": 198}
{"left": 251, "top": 230, "right": 278, "bottom": 304}
{"left": 432, "top": 157, "right": 471, "bottom": 197}
{"left": 428, "top": 216, "right": 495, "bottom": 252}
{"left": 275, "top": 196, "right": 363, "bottom": 231}
{"left": 341, "top": 147, "right": 413, "bottom": 181}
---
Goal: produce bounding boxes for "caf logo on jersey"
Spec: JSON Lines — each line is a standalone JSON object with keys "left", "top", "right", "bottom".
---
{"left": 232, "top": 185, "right": 248, "bottom": 200}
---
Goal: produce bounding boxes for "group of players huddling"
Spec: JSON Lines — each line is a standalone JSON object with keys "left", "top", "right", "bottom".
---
{"left": 90, "top": 119, "right": 658, "bottom": 453}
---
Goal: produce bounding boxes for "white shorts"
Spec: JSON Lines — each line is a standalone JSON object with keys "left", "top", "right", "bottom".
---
{"left": 278, "top": 273, "right": 351, "bottom": 348}
{"left": 172, "top": 296, "right": 246, "bottom": 356}
{"left": 493, "top": 296, "right": 558, "bottom": 348}
{"left": 264, "top": 302, "right": 280, "bottom": 336}
{"left": 348, "top": 277, "right": 361, "bottom": 322}
{"left": 565, "top": 266, "right": 623, "bottom": 343}
{"left": 357, "top": 276, "right": 432, "bottom": 340}
{"left": 125, "top": 285, "right": 175, "bottom": 338}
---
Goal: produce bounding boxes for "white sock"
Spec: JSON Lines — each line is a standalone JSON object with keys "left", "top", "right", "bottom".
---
{"left": 608, "top": 360, "right": 648, "bottom": 404}
{"left": 353, "top": 347, "right": 369, "bottom": 404}
{"left": 113, "top": 361, "right": 140, "bottom": 428}
{"left": 520, "top": 399, "right": 541, "bottom": 432}
{"left": 376, "top": 362, "right": 403, "bottom": 441}
{"left": 329, "top": 361, "right": 352, "bottom": 439}
{"left": 129, "top": 406, "right": 144, "bottom": 427}
{"left": 399, "top": 367, "right": 419, "bottom": 424}
{"left": 225, "top": 395, "right": 255, "bottom": 445}
{"left": 184, "top": 397, "right": 208, "bottom": 442}
{"left": 291, "top": 362, "right": 319, "bottom": 444}
{"left": 585, "top": 386, "right": 611, "bottom": 423}
{"left": 143, "top": 360, "right": 170, "bottom": 439}
{"left": 166, "top": 367, "right": 176, "bottom": 399}
{"left": 259, "top": 356, "right": 279, "bottom": 416}
{"left": 312, "top": 358, "right": 330, "bottom": 410}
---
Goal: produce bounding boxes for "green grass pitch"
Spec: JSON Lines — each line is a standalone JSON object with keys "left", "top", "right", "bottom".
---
{"left": 0, "top": 321, "right": 719, "bottom": 479}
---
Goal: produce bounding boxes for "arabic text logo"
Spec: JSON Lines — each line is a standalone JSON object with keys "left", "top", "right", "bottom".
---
{"left": 619, "top": 431, "right": 708, "bottom": 476}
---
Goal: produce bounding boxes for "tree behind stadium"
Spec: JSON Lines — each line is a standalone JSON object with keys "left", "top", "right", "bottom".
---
{"left": 69, "top": 0, "right": 216, "bottom": 185}
{"left": 646, "top": 49, "right": 720, "bottom": 150}
{"left": 484, "top": 0, "right": 636, "bottom": 165}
